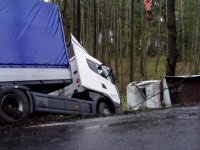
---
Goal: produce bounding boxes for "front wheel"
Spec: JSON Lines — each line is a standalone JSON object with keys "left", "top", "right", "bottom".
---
{"left": 97, "top": 102, "right": 111, "bottom": 116}
{"left": 0, "top": 89, "right": 30, "bottom": 124}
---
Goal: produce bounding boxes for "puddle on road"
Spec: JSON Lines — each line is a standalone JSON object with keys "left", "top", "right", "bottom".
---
{"left": 84, "top": 124, "right": 109, "bottom": 130}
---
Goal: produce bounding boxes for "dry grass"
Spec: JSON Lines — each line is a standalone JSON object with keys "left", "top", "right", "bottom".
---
{"left": 114, "top": 56, "right": 196, "bottom": 96}
{"left": 114, "top": 56, "right": 166, "bottom": 95}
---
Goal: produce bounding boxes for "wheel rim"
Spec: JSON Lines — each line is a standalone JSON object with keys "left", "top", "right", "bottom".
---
{"left": 99, "top": 102, "right": 111, "bottom": 116}
{"left": 103, "top": 108, "right": 111, "bottom": 115}
{"left": 1, "top": 94, "right": 23, "bottom": 119}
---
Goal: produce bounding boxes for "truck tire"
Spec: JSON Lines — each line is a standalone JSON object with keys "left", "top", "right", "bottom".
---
{"left": 97, "top": 102, "right": 111, "bottom": 116}
{"left": 0, "top": 89, "right": 30, "bottom": 124}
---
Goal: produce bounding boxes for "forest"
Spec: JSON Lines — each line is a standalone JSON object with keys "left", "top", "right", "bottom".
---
{"left": 48, "top": 0, "right": 200, "bottom": 95}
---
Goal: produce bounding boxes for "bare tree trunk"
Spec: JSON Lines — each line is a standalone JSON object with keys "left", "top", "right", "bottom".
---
{"left": 93, "top": 0, "right": 97, "bottom": 57}
{"left": 194, "top": 0, "right": 200, "bottom": 73}
{"left": 166, "top": 0, "right": 178, "bottom": 76}
{"left": 59, "top": 0, "right": 69, "bottom": 39}
{"left": 190, "top": 13, "right": 196, "bottom": 73}
{"left": 76, "top": 0, "right": 81, "bottom": 42}
{"left": 140, "top": 0, "right": 146, "bottom": 79}
{"left": 155, "top": 0, "right": 161, "bottom": 74}
{"left": 144, "top": 22, "right": 151, "bottom": 80}
{"left": 130, "top": 0, "right": 135, "bottom": 82}
{"left": 114, "top": 0, "right": 118, "bottom": 80}
{"left": 180, "top": 0, "right": 185, "bottom": 62}
{"left": 73, "top": 0, "right": 76, "bottom": 35}
{"left": 101, "top": 1, "right": 105, "bottom": 63}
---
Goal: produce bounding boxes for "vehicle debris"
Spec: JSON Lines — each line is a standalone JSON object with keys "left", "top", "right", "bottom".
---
{"left": 127, "top": 75, "right": 200, "bottom": 110}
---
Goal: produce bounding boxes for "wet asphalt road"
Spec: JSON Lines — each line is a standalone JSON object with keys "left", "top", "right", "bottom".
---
{"left": 0, "top": 106, "right": 200, "bottom": 150}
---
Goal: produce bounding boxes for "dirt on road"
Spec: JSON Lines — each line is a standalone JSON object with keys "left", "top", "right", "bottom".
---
{"left": 0, "top": 103, "right": 200, "bottom": 133}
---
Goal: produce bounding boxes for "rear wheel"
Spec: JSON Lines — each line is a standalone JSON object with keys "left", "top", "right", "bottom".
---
{"left": 0, "top": 89, "right": 30, "bottom": 124}
{"left": 97, "top": 102, "right": 111, "bottom": 116}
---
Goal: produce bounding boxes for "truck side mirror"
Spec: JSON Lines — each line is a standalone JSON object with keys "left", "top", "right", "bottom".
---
{"left": 98, "top": 66, "right": 102, "bottom": 70}
{"left": 98, "top": 64, "right": 103, "bottom": 70}
{"left": 110, "top": 68, "right": 116, "bottom": 84}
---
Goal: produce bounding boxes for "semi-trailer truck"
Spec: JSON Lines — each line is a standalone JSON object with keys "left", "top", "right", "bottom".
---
{"left": 0, "top": 0, "right": 122, "bottom": 124}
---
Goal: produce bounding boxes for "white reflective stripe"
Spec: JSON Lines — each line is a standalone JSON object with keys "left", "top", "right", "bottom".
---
{"left": 0, "top": 68, "right": 71, "bottom": 82}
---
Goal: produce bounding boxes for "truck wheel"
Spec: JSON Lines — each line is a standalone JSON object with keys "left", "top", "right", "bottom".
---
{"left": 0, "top": 89, "right": 30, "bottom": 124}
{"left": 97, "top": 102, "right": 111, "bottom": 116}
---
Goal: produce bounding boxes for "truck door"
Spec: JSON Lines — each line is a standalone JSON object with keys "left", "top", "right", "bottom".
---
{"left": 71, "top": 38, "right": 103, "bottom": 94}
{"left": 97, "top": 66, "right": 121, "bottom": 104}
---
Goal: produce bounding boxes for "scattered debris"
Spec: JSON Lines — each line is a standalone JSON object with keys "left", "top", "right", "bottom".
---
{"left": 127, "top": 75, "right": 200, "bottom": 110}
{"left": 0, "top": 115, "right": 79, "bottom": 133}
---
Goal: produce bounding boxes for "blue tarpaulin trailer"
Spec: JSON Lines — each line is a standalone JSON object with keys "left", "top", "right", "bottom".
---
{"left": 0, "top": 0, "right": 72, "bottom": 92}
{"left": 0, "top": 0, "right": 69, "bottom": 68}
{"left": 0, "top": 0, "right": 122, "bottom": 124}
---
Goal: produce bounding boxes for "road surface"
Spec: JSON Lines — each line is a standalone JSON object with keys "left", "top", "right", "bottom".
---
{"left": 0, "top": 105, "right": 200, "bottom": 150}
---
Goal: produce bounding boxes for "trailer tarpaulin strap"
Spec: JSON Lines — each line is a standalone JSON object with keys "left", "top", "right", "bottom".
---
{"left": 144, "top": 0, "right": 154, "bottom": 21}
{"left": 0, "top": 0, "right": 69, "bottom": 68}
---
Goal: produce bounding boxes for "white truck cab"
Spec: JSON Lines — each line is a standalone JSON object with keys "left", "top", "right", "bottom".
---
{"left": 57, "top": 35, "right": 122, "bottom": 116}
